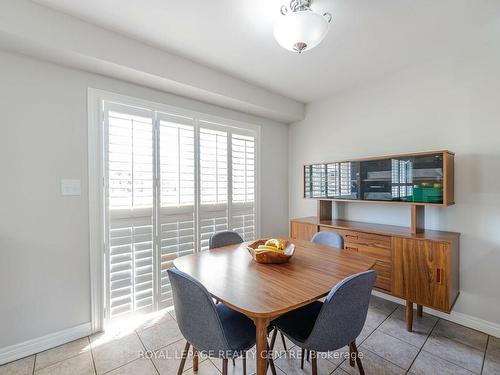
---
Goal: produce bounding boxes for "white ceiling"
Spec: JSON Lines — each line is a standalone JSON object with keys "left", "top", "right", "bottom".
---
{"left": 31, "top": 0, "right": 500, "bottom": 103}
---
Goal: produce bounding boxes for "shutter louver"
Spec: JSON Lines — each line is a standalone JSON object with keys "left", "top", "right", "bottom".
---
{"left": 231, "top": 133, "right": 256, "bottom": 241}
{"left": 199, "top": 125, "right": 228, "bottom": 251}
{"left": 158, "top": 114, "right": 196, "bottom": 309}
{"left": 106, "top": 105, "right": 154, "bottom": 318}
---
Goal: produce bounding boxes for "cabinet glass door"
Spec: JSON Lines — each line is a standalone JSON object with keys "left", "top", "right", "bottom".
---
{"left": 404, "top": 153, "right": 444, "bottom": 203}
{"left": 304, "top": 164, "right": 327, "bottom": 198}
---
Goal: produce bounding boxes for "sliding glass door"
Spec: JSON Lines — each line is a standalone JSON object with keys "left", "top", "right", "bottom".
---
{"left": 102, "top": 100, "right": 258, "bottom": 320}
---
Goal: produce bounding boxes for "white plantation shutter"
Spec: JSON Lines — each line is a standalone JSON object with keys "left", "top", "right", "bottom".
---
{"left": 157, "top": 113, "right": 196, "bottom": 309}
{"left": 101, "top": 95, "right": 259, "bottom": 321}
{"left": 105, "top": 103, "right": 155, "bottom": 318}
{"left": 198, "top": 124, "right": 228, "bottom": 251}
{"left": 231, "top": 132, "right": 256, "bottom": 241}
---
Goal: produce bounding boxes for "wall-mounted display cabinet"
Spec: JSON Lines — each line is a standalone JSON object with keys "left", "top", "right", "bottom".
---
{"left": 295, "top": 150, "right": 459, "bottom": 333}
{"left": 304, "top": 150, "right": 454, "bottom": 206}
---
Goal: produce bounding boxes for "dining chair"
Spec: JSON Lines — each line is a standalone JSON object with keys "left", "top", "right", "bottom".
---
{"left": 168, "top": 268, "right": 277, "bottom": 375}
{"left": 311, "top": 231, "right": 344, "bottom": 249}
{"left": 271, "top": 270, "right": 377, "bottom": 375}
{"left": 209, "top": 230, "right": 243, "bottom": 249}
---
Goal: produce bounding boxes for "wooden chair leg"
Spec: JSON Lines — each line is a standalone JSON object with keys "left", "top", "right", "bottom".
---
{"left": 301, "top": 348, "right": 305, "bottom": 369}
{"left": 177, "top": 341, "right": 191, "bottom": 375}
{"left": 280, "top": 332, "right": 288, "bottom": 351}
{"left": 192, "top": 347, "right": 198, "bottom": 372}
{"left": 349, "top": 343, "right": 355, "bottom": 367}
{"left": 311, "top": 351, "right": 318, "bottom": 375}
{"left": 270, "top": 328, "right": 278, "bottom": 351}
{"left": 242, "top": 353, "right": 247, "bottom": 375}
{"left": 222, "top": 358, "right": 228, "bottom": 375}
{"left": 351, "top": 341, "right": 365, "bottom": 375}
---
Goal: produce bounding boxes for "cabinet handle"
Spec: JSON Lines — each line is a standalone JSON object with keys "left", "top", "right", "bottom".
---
{"left": 346, "top": 246, "right": 358, "bottom": 252}
{"left": 436, "top": 268, "right": 442, "bottom": 284}
{"left": 346, "top": 234, "right": 358, "bottom": 240}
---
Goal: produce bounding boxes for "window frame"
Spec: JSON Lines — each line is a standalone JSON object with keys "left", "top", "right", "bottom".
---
{"left": 88, "top": 88, "right": 261, "bottom": 331}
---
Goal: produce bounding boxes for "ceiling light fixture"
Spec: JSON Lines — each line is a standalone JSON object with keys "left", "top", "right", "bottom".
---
{"left": 273, "top": 0, "right": 332, "bottom": 54}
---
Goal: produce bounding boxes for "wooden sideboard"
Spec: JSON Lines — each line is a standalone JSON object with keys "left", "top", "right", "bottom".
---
{"left": 290, "top": 216, "right": 460, "bottom": 331}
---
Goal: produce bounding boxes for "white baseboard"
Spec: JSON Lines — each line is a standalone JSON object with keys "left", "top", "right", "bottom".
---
{"left": 372, "top": 291, "right": 500, "bottom": 338}
{"left": 0, "top": 322, "right": 91, "bottom": 365}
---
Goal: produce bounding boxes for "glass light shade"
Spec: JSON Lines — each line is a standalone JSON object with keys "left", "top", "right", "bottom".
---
{"left": 273, "top": 10, "right": 330, "bottom": 53}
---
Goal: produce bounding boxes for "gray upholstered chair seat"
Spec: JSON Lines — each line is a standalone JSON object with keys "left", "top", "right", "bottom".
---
{"left": 272, "top": 301, "right": 323, "bottom": 345}
{"left": 216, "top": 304, "right": 256, "bottom": 354}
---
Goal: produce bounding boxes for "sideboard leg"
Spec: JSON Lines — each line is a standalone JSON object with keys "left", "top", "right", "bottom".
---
{"left": 417, "top": 304, "right": 423, "bottom": 317}
{"left": 406, "top": 300, "right": 413, "bottom": 332}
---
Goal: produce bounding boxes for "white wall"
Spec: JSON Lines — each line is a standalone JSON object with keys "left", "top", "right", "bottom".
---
{"left": 0, "top": 50, "right": 289, "bottom": 350}
{"left": 0, "top": 0, "right": 304, "bottom": 123}
{"left": 289, "top": 34, "right": 500, "bottom": 328}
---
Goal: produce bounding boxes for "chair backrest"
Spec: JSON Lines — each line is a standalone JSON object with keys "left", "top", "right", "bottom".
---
{"left": 311, "top": 231, "right": 344, "bottom": 249}
{"left": 167, "top": 268, "right": 229, "bottom": 353}
{"left": 304, "top": 270, "right": 376, "bottom": 352}
{"left": 209, "top": 230, "right": 243, "bottom": 249}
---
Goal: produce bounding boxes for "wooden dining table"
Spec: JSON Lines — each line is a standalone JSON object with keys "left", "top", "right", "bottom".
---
{"left": 172, "top": 238, "right": 375, "bottom": 375}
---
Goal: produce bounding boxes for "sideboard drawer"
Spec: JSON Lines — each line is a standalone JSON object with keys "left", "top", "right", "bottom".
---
{"left": 342, "top": 230, "right": 392, "bottom": 250}
{"left": 344, "top": 242, "right": 392, "bottom": 263}
{"left": 320, "top": 226, "right": 391, "bottom": 249}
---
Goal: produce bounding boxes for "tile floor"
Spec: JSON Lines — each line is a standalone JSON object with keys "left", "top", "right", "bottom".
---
{"left": 1, "top": 296, "right": 499, "bottom": 375}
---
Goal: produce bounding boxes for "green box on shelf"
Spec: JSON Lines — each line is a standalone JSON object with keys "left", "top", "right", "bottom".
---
{"left": 410, "top": 187, "right": 443, "bottom": 203}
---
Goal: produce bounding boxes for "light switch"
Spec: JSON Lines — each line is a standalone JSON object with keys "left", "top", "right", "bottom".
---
{"left": 61, "top": 179, "right": 81, "bottom": 196}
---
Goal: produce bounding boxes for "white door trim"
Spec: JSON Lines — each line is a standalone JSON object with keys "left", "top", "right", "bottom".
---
{"left": 88, "top": 88, "right": 105, "bottom": 333}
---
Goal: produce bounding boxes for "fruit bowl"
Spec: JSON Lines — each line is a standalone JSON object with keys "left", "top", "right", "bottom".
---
{"left": 247, "top": 239, "right": 295, "bottom": 264}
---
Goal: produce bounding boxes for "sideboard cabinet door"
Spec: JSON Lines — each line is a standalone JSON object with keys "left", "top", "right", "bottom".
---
{"left": 290, "top": 221, "right": 318, "bottom": 241}
{"left": 393, "top": 238, "right": 450, "bottom": 312}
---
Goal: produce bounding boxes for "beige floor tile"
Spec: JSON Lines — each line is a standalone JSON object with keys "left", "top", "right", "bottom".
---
{"left": 423, "top": 331, "right": 485, "bottom": 373}
{"left": 137, "top": 318, "right": 183, "bottom": 351}
{"left": 209, "top": 347, "right": 286, "bottom": 375}
{"left": 92, "top": 332, "right": 145, "bottom": 375}
{"left": 182, "top": 359, "right": 221, "bottom": 375}
{"left": 361, "top": 330, "right": 419, "bottom": 370}
{"left": 331, "top": 368, "right": 350, "bottom": 375}
{"left": 34, "top": 352, "right": 94, "bottom": 375}
{"left": 0, "top": 355, "right": 35, "bottom": 375}
{"left": 378, "top": 312, "right": 435, "bottom": 348}
{"left": 35, "top": 337, "right": 90, "bottom": 370}
{"left": 106, "top": 358, "right": 158, "bottom": 375}
{"left": 369, "top": 296, "right": 399, "bottom": 315}
{"left": 432, "top": 319, "right": 488, "bottom": 351}
{"left": 483, "top": 336, "right": 500, "bottom": 375}
{"left": 136, "top": 310, "right": 175, "bottom": 332}
{"left": 356, "top": 323, "right": 376, "bottom": 345}
{"left": 364, "top": 306, "right": 390, "bottom": 328}
{"left": 391, "top": 305, "right": 438, "bottom": 329}
{"left": 408, "top": 350, "right": 476, "bottom": 375}
{"left": 274, "top": 346, "right": 339, "bottom": 375}
{"left": 152, "top": 339, "right": 206, "bottom": 374}
{"left": 340, "top": 348, "right": 405, "bottom": 375}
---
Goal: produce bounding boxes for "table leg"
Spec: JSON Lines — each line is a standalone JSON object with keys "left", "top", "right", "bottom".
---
{"left": 254, "top": 317, "right": 271, "bottom": 375}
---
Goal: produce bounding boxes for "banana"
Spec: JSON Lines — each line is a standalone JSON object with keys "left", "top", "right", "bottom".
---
{"left": 265, "top": 239, "right": 286, "bottom": 251}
